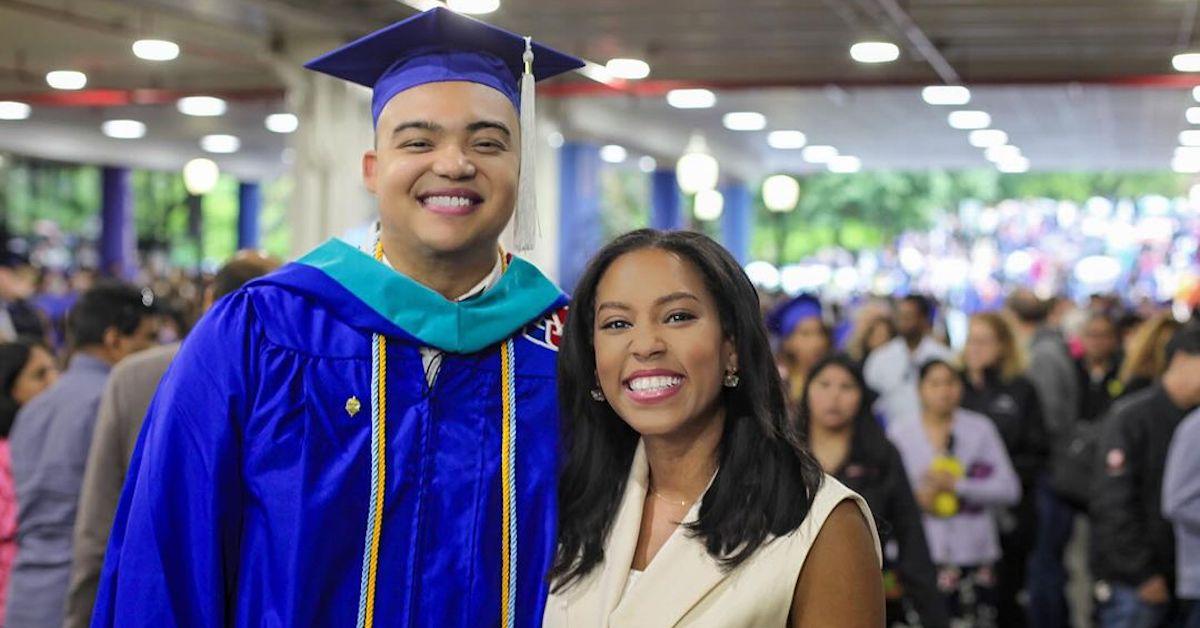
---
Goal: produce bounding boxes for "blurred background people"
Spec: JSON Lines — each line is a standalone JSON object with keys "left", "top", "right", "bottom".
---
{"left": 799, "top": 355, "right": 949, "bottom": 628}
{"left": 888, "top": 359, "right": 1021, "bottom": 627}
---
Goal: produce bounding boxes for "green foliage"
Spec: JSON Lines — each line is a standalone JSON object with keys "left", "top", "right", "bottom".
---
{"left": 599, "top": 168, "right": 650, "bottom": 239}
{"left": 750, "top": 169, "right": 1190, "bottom": 264}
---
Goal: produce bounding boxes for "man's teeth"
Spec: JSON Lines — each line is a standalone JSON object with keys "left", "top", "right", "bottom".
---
{"left": 627, "top": 376, "right": 683, "bottom": 392}
{"left": 423, "top": 195, "right": 475, "bottom": 207}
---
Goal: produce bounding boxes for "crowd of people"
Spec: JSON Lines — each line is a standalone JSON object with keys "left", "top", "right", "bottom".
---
{"left": 771, "top": 287, "right": 1200, "bottom": 627}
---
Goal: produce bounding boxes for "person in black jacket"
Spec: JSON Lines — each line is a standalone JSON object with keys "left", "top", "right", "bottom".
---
{"left": 1090, "top": 322, "right": 1200, "bottom": 628}
{"left": 960, "top": 312, "right": 1048, "bottom": 628}
{"left": 799, "top": 354, "right": 949, "bottom": 628}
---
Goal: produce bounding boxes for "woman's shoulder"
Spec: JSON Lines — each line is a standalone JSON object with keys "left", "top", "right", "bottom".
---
{"left": 775, "top": 476, "right": 880, "bottom": 559}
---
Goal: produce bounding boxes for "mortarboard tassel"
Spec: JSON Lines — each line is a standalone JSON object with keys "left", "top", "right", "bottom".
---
{"left": 513, "top": 36, "right": 539, "bottom": 251}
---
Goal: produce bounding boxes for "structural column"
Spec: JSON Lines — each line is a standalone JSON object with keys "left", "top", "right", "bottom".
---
{"left": 720, "top": 180, "right": 752, "bottom": 265}
{"left": 238, "top": 181, "right": 262, "bottom": 250}
{"left": 100, "top": 166, "right": 134, "bottom": 279}
{"left": 650, "top": 169, "right": 683, "bottom": 231}
{"left": 558, "top": 142, "right": 602, "bottom": 292}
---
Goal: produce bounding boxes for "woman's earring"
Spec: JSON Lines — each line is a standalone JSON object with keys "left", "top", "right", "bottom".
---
{"left": 723, "top": 370, "right": 740, "bottom": 388}
{"left": 590, "top": 388, "right": 606, "bottom": 402}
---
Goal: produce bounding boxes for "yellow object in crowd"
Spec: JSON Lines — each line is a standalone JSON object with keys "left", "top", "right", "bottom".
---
{"left": 929, "top": 455, "right": 964, "bottom": 518}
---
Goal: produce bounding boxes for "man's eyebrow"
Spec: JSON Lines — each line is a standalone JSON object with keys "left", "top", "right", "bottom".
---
{"left": 391, "top": 120, "right": 443, "bottom": 137}
{"left": 466, "top": 120, "right": 512, "bottom": 138}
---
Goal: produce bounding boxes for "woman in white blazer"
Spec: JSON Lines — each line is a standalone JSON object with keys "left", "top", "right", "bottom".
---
{"left": 545, "top": 229, "right": 884, "bottom": 627}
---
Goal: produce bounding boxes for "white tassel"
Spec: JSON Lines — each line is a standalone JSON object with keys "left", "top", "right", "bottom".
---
{"left": 513, "top": 36, "right": 539, "bottom": 252}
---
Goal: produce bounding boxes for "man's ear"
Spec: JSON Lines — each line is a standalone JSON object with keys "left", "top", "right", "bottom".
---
{"left": 363, "top": 149, "right": 379, "bottom": 195}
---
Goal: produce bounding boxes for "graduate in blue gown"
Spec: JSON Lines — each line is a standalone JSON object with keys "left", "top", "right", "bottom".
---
{"left": 91, "top": 8, "right": 583, "bottom": 627}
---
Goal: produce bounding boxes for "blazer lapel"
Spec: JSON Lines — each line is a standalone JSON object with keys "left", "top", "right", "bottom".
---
{"left": 609, "top": 468, "right": 727, "bottom": 626}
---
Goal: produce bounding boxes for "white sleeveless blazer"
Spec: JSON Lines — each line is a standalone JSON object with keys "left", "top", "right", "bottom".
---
{"left": 543, "top": 441, "right": 881, "bottom": 627}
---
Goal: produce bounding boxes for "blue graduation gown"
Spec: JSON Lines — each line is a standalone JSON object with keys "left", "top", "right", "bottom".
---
{"left": 91, "top": 239, "right": 569, "bottom": 627}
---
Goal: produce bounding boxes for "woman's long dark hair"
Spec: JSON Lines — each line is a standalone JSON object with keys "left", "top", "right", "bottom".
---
{"left": 550, "top": 229, "right": 824, "bottom": 590}
{"left": 0, "top": 340, "right": 36, "bottom": 439}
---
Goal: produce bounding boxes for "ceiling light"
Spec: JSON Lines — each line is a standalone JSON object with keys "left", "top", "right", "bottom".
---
{"left": 0, "top": 101, "right": 31, "bottom": 120}
{"left": 132, "top": 39, "right": 180, "bottom": 61}
{"left": 600, "top": 144, "right": 627, "bottom": 164}
{"left": 921, "top": 85, "right": 971, "bottom": 105}
{"left": 666, "top": 89, "right": 716, "bottom": 109}
{"left": 178, "top": 96, "right": 227, "bottom": 117}
{"left": 46, "top": 70, "right": 86, "bottom": 90}
{"left": 1181, "top": 130, "right": 1200, "bottom": 146}
{"left": 985, "top": 145, "right": 1022, "bottom": 162}
{"left": 828, "top": 156, "right": 862, "bottom": 173}
{"left": 1173, "top": 53, "right": 1200, "bottom": 72}
{"left": 969, "top": 129, "right": 1009, "bottom": 147}
{"left": 762, "top": 175, "right": 800, "bottom": 212}
{"left": 638, "top": 156, "right": 657, "bottom": 172}
{"left": 605, "top": 58, "right": 650, "bottom": 80}
{"left": 676, "top": 133, "right": 719, "bottom": 194}
{"left": 201, "top": 134, "right": 240, "bottom": 154}
{"left": 723, "top": 112, "right": 767, "bottom": 131}
{"left": 801, "top": 145, "right": 838, "bottom": 163}
{"left": 101, "top": 119, "right": 146, "bottom": 139}
{"left": 1188, "top": 107, "right": 1200, "bottom": 124}
{"left": 948, "top": 110, "right": 991, "bottom": 130}
{"left": 997, "top": 157, "right": 1031, "bottom": 173}
{"left": 767, "top": 130, "right": 807, "bottom": 149}
{"left": 693, "top": 189, "right": 724, "bottom": 221}
{"left": 183, "top": 158, "right": 220, "bottom": 195}
{"left": 547, "top": 132, "right": 564, "bottom": 148}
{"left": 265, "top": 113, "right": 299, "bottom": 134}
{"left": 446, "top": 0, "right": 500, "bottom": 14}
{"left": 850, "top": 41, "right": 900, "bottom": 64}
{"left": 1193, "top": 86, "right": 1200, "bottom": 102}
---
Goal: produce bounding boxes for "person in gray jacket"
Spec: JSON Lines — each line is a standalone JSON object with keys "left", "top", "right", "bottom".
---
{"left": 64, "top": 252, "right": 278, "bottom": 628}
{"left": 1163, "top": 407, "right": 1200, "bottom": 628}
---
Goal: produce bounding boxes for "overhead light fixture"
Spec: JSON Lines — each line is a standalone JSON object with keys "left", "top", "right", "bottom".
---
{"left": 723, "top": 112, "right": 767, "bottom": 131}
{"left": 178, "top": 96, "right": 227, "bottom": 117}
{"left": 676, "top": 133, "right": 719, "bottom": 194}
{"left": 446, "top": 0, "right": 500, "bottom": 14}
{"left": 762, "top": 174, "right": 800, "bottom": 212}
{"left": 1188, "top": 107, "right": 1200, "bottom": 125}
{"left": 600, "top": 144, "right": 628, "bottom": 164}
{"left": 183, "top": 158, "right": 220, "bottom": 195}
{"left": 1181, "top": 130, "right": 1200, "bottom": 146}
{"left": 921, "top": 85, "right": 971, "bottom": 105}
{"left": 693, "top": 189, "right": 725, "bottom": 221}
{"left": 948, "top": 110, "right": 991, "bottom": 130}
{"left": 985, "top": 145, "right": 1022, "bottom": 162}
{"left": 638, "top": 156, "right": 657, "bottom": 173}
{"left": 850, "top": 41, "right": 900, "bottom": 64}
{"left": 132, "top": 39, "right": 180, "bottom": 61}
{"left": 969, "top": 129, "right": 1009, "bottom": 147}
{"left": 1173, "top": 53, "right": 1200, "bottom": 72}
{"left": 1193, "top": 86, "right": 1200, "bottom": 102}
{"left": 997, "top": 156, "right": 1031, "bottom": 173}
{"left": 828, "top": 155, "right": 862, "bottom": 173}
{"left": 767, "top": 130, "right": 807, "bottom": 149}
{"left": 547, "top": 131, "right": 564, "bottom": 148}
{"left": 666, "top": 89, "right": 716, "bottom": 109}
{"left": 0, "top": 101, "right": 31, "bottom": 120}
{"left": 201, "top": 134, "right": 240, "bottom": 154}
{"left": 801, "top": 145, "right": 838, "bottom": 163}
{"left": 265, "top": 113, "right": 299, "bottom": 134}
{"left": 1175, "top": 147, "right": 1200, "bottom": 164}
{"left": 102, "top": 119, "right": 146, "bottom": 139}
{"left": 605, "top": 58, "right": 650, "bottom": 80}
{"left": 46, "top": 70, "right": 87, "bottom": 90}
{"left": 1173, "top": 155, "right": 1200, "bottom": 173}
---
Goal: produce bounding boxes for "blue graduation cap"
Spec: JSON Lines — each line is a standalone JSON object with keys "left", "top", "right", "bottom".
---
{"left": 304, "top": 7, "right": 584, "bottom": 250}
{"left": 768, "top": 294, "right": 824, "bottom": 338}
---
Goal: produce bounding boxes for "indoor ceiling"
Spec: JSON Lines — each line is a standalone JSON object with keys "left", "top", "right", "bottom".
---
{"left": 0, "top": 0, "right": 1197, "bottom": 178}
